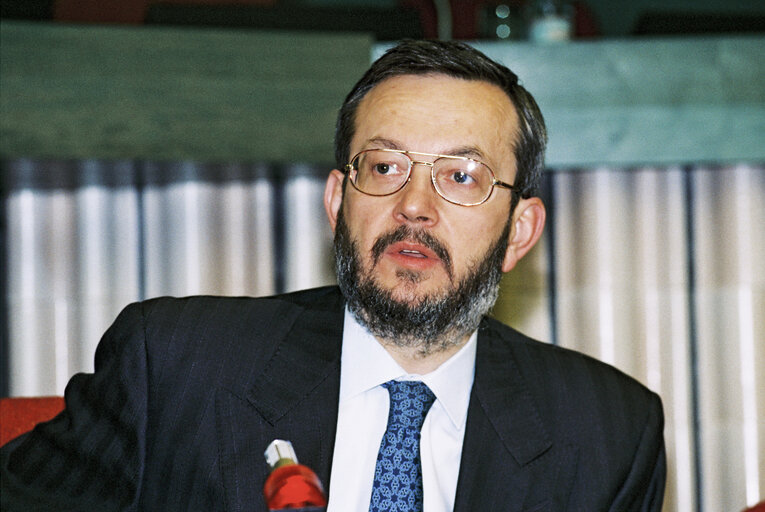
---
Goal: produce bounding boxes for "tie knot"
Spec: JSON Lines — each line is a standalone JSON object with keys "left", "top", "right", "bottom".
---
{"left": 382, "top": 380, "right": 436, "bottom": 431}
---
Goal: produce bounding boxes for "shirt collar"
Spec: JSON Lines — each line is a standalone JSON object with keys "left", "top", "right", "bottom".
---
{"left": 339, "top": 307, "right": 477, "bottom": 430}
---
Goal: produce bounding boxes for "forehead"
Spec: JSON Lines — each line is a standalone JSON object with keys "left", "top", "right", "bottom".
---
{"left": 352, "top": 74, "right": 519, "bottom": 177}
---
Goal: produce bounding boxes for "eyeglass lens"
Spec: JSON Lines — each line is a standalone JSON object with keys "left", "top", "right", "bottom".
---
{"left": 352, "top": 150, "right": 494, "bottom": 205}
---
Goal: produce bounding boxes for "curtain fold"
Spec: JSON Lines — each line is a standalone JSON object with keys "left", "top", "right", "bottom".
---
{"left": 552, "top": 166, "right": 696, "bottom": 511}
{"left": 6, "top": 159, "right": 141, "bottom": 395}
{"left": 3, "top": 159, "right": 763, "bottom": 511}
{"left": 140, "top": 161, "right": 278, "bottom": 298}
{"left": 281, "top": 165, "right": 336, "bottom": 292}
{"left": 692, "top": 164, "right": 765, "bottom": 510}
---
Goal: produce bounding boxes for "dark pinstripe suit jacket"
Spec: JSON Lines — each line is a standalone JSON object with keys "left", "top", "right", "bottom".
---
{"left": 1, "top": 286, "right": 665, "bottom": 511}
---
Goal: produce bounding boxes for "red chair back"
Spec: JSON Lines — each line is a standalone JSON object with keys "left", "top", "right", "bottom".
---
{"left": 0, "top": 396, "right": 65, "bottom": 446}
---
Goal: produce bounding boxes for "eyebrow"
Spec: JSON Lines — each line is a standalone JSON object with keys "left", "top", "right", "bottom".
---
{"left": 363, "top": 137, "right": 488, "bottom": 161}
{"left": 447, "top": 146, "right": 486, "bottom": 161}
{"left": 364, "top": 137, "right": 403, "bottom": 150}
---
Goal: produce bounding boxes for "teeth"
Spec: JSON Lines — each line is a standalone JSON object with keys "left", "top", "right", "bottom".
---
{"left": 401, "top": 249, "right": 425, "bottom": 257}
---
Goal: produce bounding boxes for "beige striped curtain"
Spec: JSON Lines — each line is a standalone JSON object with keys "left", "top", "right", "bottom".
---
{"left": 3, "top": 160, "right": 763, "bottom": 511}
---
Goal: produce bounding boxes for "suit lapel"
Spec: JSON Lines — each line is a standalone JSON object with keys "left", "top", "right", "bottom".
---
{"left": 217, "top": 293, "right": 344, "bottom": 512}
{"left": 453, "top": 321, "right": 553, "bottom": 511}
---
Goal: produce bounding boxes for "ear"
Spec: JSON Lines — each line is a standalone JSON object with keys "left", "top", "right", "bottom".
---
{"left": 502, "top": 197, "right": 546, "bottom": 273}
{"left": 324, "top": 169, "right": 346, "bottom": 233}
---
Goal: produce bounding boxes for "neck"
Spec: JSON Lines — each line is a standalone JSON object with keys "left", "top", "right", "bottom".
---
{"left": 376, "top": 331, "right": 471, "bottom": 374}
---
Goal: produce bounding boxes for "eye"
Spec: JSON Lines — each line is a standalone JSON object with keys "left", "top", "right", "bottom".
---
{"left": 373, "top": 162, "right": 395, "bottom": 175}
{"left": 451, "top": 171, "right": 474, "bottom": 185}
{"left": 365, "top": 156, "right": 405, "bottom": 177}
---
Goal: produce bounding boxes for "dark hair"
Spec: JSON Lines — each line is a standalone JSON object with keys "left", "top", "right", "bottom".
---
{"left": 334, "top": 40, "right": 547, "bottom": 200}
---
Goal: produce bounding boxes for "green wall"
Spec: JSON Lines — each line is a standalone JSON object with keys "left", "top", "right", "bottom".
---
{"left": 3, "top": 21, "right": 764, "bottom": 167}
{"left": 1, "top": 21, "right": 372, "bottom": 164}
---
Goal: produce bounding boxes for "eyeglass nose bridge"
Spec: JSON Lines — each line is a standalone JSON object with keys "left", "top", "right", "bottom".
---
{"left": 410, "top": 159, "right": 435, "bottom": 168}
{"left": 399, "top": 158, "right": 451, "bottom": 204}
{"left": 403, "top": 158, "right": 437, "bottom": 189}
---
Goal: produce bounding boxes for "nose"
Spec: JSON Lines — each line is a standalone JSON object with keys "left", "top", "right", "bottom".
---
{"left": 392, "top": 161, "right": 439, "bottom": 226}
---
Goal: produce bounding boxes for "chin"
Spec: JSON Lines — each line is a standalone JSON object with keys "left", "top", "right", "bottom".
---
{"left": 377, "top": 276, "right": 449, "bottom": 307}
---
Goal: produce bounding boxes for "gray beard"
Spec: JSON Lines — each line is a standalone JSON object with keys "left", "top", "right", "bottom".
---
{"left": 334, "top": 209, "right": 510, "bottom": 355}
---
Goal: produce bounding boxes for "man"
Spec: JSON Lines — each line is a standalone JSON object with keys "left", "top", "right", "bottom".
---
{"left": 1, "top": 40, "right": 665, "bottom": 511}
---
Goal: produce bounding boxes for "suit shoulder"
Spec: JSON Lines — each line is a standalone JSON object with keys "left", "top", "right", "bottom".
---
{"left": 480, "top": 316, "right": 659, "bottom": 405}
{"left": 269, "top": 285, "right": 344, "bottom": 310}
{"left": 111, "top": 294, "right": 310, "bottom": 366}
{"left": 121, "top": 287, "right": 342, "bottom": 362}
{"left": 478, "top": 317, "right": 665, "bottom": 507}
{"left": 130, "top": 285, "right": 342, "bottom": 321}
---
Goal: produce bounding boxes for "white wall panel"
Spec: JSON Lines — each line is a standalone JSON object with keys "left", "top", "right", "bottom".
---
{"left": 693, "top": 164, "right": 765, "bottom": 511}
{"left": 6, "top": 161, "right": 140, "bottom": 396}
{"left": 142, "top": 165, "right": 276, "bottom": 299}
{"left": 552, "top": 167, "right": 698, "bottom": 512}
{"left": 217, "top": 180, "right": 276, "bottom": 296}
{"left": 282, "top": 172, "right": 336, "bottom": 292}
{"left": 634, "top": 167, "right": 696, "bottom": 512}
{"left": 74, "top": 182, "right": 141, "bottom": 375}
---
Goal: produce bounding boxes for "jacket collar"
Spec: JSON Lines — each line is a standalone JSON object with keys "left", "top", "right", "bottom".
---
{"left": 246, "top": 303, "right": 344, "bottom": 425}
{"left": 453, "top": 319, "right": 554, "bottom": 511}
{"left": 472, "top": 318, "right": 552, "bottom": 465}
{"left": 244, "top": 287, "right": 345, "bottom": 491}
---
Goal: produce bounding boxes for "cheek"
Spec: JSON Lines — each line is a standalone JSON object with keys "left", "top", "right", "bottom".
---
{"left": 344, "top": 200, "right": 384, "bottom": 247}
{"left": 454, "top": 229, "right": 489, "bottom": 261}
{"left": 448, "top": 211, "right": 509, "bottom": 261}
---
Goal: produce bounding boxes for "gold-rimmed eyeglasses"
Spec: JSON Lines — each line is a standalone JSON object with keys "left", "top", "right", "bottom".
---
{"left": 344, "top": 148, "right": 514, "bottom": 206}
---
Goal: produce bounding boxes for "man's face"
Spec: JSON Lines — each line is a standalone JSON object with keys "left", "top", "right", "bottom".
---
{"left": 336, "top": 74, "right": 521, "bottom": 305}
{"left": 326, "top": 74, "right": 526, "bottom": 351}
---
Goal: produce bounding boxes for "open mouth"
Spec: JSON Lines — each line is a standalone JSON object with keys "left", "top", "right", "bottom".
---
{"left": 383, "top": 241, "right": 442, "bottom": 270}
{"left": 370, "top": 226, "right": 453, "bottom": 279}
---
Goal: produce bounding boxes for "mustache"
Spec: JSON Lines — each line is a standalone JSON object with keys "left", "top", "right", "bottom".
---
{"left": 370, "top": 225, "right": 453, "bottom": 278}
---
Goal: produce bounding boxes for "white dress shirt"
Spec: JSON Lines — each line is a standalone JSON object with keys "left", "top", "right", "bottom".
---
{"left": 326, "top": 308, "right": 477, "bottom": 512}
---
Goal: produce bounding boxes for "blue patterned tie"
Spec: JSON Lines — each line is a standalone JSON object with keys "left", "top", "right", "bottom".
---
{"left": 369, "top": 380, "right": 436, "bottom": 512}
